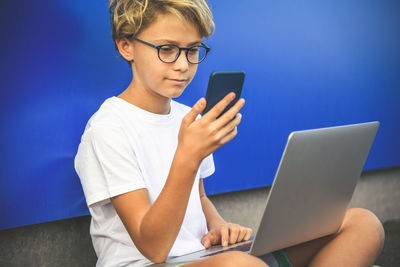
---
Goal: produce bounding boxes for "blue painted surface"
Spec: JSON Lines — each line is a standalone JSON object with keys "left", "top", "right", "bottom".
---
{"left": 0, "top": 0, "right": 399, "bottom": 229}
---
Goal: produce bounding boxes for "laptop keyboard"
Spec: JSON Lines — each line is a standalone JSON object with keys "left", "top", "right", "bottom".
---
{"left": 200, "top": 241, "right": 252, "bottom": 257}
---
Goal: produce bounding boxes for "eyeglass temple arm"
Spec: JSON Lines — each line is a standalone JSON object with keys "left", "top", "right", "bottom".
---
{"left": 131, "top": 37, "right": 158, "bottom": 48}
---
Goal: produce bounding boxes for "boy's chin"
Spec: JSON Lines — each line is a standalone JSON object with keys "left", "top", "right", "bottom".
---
{"left": 167, "top": 87, "right": 186, "bottom": 99}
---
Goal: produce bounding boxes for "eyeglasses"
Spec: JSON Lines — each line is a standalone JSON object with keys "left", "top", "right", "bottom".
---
{"left": 130, "top": 36, "right": 210, "bottom": 64}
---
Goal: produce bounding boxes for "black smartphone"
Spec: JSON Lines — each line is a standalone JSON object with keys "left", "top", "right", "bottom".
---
{"left": 202, "top": 71, "right": 245, "bottom": 117}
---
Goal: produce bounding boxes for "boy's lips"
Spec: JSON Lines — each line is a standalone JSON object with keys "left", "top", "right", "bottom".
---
{"left": 168, "top": 78, "right": 188, "bottom": 82}
{"left": 167, "top": 78, "right": 188, "bottom": 85}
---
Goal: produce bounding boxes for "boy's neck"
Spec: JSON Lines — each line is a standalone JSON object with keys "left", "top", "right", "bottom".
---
{"left": 118, "top": 82, "right": 171, "bottom": 115}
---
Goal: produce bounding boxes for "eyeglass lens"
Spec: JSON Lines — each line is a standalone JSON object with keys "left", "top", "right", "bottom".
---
{"left": 158, "top": 45, "right": 207, "bottom": 64}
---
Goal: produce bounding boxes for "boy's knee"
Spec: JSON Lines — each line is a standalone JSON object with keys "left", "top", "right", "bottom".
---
{"left": 214, "top": 251, "right": 268, "bottom": 267}
{"left": 345, "top": 208, "right": 383, "bottom": 229}
{"left": 343, "top": 208, "right": 385, "bottom": 246}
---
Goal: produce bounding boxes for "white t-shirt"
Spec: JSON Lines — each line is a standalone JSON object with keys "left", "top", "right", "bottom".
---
{"left": 74, "top": 97, "right": 215, "bottom": 267}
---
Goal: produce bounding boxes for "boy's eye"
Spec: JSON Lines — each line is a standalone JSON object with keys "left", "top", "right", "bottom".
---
{"left": 188, "top": 47, "right": 200, "bottom": 54}
{"left": 159, "top": 46, "right": 177, "bottom": 54}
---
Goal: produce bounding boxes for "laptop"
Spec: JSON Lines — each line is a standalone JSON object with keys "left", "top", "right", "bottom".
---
{"left": 152, "top": 121, "right": 380, "bottom": 265}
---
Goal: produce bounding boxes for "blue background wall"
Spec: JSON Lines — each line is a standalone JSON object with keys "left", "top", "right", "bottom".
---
{"left": 1, "top": 0, "right": 399, "bottom": 229}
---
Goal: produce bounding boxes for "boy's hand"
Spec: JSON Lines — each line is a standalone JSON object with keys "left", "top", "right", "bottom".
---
{"left": 178, "top": 92, "right": 245, "bottom": 163}
{"left": 201, "top": 222, "right": 252, "bottom": 249}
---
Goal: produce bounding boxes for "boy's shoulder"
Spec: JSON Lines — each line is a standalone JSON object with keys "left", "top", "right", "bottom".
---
{"left": 86, "top": 97, "right": 123, "bottom": 130}
{"left": 80, "top": 97, "right": 133, "bottom": 142}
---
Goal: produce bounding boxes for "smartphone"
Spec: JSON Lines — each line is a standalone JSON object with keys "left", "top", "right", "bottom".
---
{"left": 202, "top": 71, "right": 245, "bottom": 117}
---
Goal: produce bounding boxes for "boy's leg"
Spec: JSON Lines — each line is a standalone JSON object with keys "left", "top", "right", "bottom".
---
{"left": 182, "top": 251, "right": 268, "bottom": 267}
{"left": 284, "top": 208, "right": 385, "bottom": 267}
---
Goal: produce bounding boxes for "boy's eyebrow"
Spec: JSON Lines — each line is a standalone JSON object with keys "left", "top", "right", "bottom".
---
{"left": 153, "top": 39, "right": 203, "bottom": 46}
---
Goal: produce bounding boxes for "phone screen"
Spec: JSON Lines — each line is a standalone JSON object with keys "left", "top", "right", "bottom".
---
{"left": 202, "top": 71, "right": 245, "bottom": 116}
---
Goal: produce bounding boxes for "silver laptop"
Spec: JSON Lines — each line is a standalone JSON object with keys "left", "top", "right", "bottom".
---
{"left": 154, "top": 121, "right": 379, "bottom": 265}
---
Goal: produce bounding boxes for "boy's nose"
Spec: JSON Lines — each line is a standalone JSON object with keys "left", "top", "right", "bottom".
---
{"left": 173, "top": 51, "right": 190, "bottom": 72}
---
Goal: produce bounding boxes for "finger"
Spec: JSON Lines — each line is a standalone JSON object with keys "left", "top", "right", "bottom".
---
{"left": 218, "top": 126, "right": 238, "bottom": 146}
{"left": 203, "top": 92, "right": 236, "bottom": 121}
{"left": 201, "top": 235, "right": 211, "bottom": 248}
{"left": 214, "top": 98, "right": 245, "bottom": 130}
{"left": 229, "top": 224, "right": 240, "bottom": 244}
{"left": 244, "top": 228, "right": 253, "bottom": 241}
{"left": 217, "top": 113, "right": 242, "bottom": 140}
{"left": 182, "top": 98, "right": 206, "bottom": 127}
{"left": 220, "top": 225, "right": 229, "bottom": 247}
{"left": 202, "top": 230, "right": 220, "bottom": 247}
{"left": 208, "top": 230, "right": 221, "bottom": 246}
{"left": 237, "top": 227, "right": 247, "bottom": 242}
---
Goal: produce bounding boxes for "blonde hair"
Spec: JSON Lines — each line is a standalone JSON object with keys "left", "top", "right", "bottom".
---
{"left": 108, "top": 0, "right": 215, "bottom": 47}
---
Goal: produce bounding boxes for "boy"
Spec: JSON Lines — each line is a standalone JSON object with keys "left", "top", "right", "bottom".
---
{"left": 75, "top": 0, "right": 384, "bottom": 266}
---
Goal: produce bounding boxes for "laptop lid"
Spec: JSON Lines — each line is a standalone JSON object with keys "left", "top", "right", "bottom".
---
{"left": 250, "top": 121, "right": 379, "bottom": 256}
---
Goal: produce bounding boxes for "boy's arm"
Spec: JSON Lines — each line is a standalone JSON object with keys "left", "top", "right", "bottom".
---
{"left": 199, "top": 178, "right": 226, "bottom": 230}
{"left": 199, "top": 178, "right": 253, "bottom": 248}
{"left": 111, "top": 94, "right": 244, "bottom": 263}
{"left": 112, "top": 149, "right": 200, "bottom": 263}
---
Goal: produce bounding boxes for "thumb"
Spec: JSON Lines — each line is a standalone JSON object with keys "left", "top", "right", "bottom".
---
{"left": 182, "top": 98, "right": 206, "bottom": 127}
{"left": 201, "top": 234, "right": 211, "bottom": 248}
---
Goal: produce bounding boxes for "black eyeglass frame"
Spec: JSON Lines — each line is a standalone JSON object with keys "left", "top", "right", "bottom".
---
{"left": 129, "top": 36, "right": 210, "bottom": 64}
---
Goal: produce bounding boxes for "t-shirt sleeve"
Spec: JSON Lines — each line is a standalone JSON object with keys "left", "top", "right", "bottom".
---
{"left": 199, "top": 153, "right": 215, "bottom": 179}
{"left": 74, "top": 124, "right": 146, "bottom": 207}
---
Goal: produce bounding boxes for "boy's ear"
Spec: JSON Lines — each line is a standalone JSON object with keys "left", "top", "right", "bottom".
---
{"left": 116, "top": 38, "right": 134, "bottom": 63}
